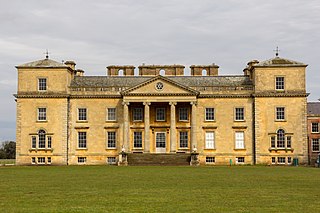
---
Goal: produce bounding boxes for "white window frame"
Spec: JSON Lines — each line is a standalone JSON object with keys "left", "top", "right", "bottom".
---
{"left": 31, "top": 157, "right": 36, "bottom": 164}
{"left": 205, "top": 131, "right": 215, "bottom": 149}
{"left": 78, "top": 108, "right": 87, "bottom": 121}
{"left": 311, "top": 123, "right": 319, "bottom": 133}
{"left": 277, "top": 157, "right": 286, "bottom": 164}
{"left": 107, "top": 131, "right": 116, "bottom": 149}
{"left": 206, "top": 156, "right": 215, "bottom": 164}
{"left": 107, "top": 108, "right": 117, "bottom": 121}
{"left": 271, "top": 157, "right": 276, "bottom": 164}
{"left": 133, "top": 132, "right": 143, "bottom": 148}
{"left": 37, "top": 157, "right": 45, "bottom": 164}
{"left": 38, "top": 130, "right": 46, "bottom": 149}
{"left": 312, "top": 138, "right": 320, "bottom": 152}
{"left": 179, "top": 131, "right": 188, "bottom": 148}
{"left": 38, "top": 78, "right": 47, "bottom": 91}
{"left": 37, "top": 107, "right": 47, "bottom": 121}
{"left": 235, "top": 107, "right": 245, "bottom": 121}
{"left": 236, "top": 157, "right": 245, "bottom": 164}
{"left": 156, "top": 108, "right": 166, "bottom": 121}
{"left": 275, "top": 76, "right": 285, "bottom": 90}
{"left": 235, "top": 131, "right": 245, "bottom": 149}
{"left": 107, "top": 157, "right": 117, "bottom": 165}
{"left": 133, "top": 108, "right": 143, "bottom": 121}
{"left": 205, "top": 108, "right": 215, "bottom": 121}
{"left": 276, "top": 107, "right": 285, "bottom": 121}
{"left": 47, "top": 157, "right": 52, "bottom": 164}
{"left": 31, "top": 136, "right": 37, "bottom": 149}
{"left": 78, "top": 132, "right": 87, "bottom": 149}
{"left": 179, "top": 108, "right": 188, "bottom": 121}
{"left": 78, "top": 157, "right": 86, "bottom": 164}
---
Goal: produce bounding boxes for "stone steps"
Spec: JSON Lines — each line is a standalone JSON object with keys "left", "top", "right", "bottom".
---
{"left": 127, "top": 153, "right": 191, "bottom": 166}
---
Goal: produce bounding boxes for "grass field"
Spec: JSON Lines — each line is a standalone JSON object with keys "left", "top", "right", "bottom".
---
{"left": 0, "top": 166, "right": 319, "bottom": 212}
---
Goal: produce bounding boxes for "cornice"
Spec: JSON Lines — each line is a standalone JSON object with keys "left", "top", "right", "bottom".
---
{"left": 253, "top": 92, "right": 309, "bottom": 97}
{"left": 124, "top": 93, "right": 196, "bottom": 96}
{"left": 198, "top": 94, "right": 252, "bottom": 98}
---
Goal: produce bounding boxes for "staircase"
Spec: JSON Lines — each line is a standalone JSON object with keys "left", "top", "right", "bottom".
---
{"left": 127, "top": 153, "right": 191, "bottom": 166}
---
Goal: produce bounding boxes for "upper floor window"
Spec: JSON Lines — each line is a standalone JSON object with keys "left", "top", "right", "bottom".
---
{"left": 38, "top": 78, "right": 47, "bottom": 91}
{"left": 78, "top": 132, "right": 87, "bottom": 149}
{"left": 133, "top": 108, "right": 143, "bottom": 121}
{"left": 133, "top": 132, "right": 143, "bottom": 148}
{"left": 276, "top": 107, "right": 285, "bottom": 121}
{"left": 235, "top": 107, "right": 244, "bottom": 121}
{"left": 275, "top": 77, "right": 285, "bottom": 90}
{"left": 38, "top": 130, "right": 46, "bottom": 148}
{"left": 37, "top": 108, "right": 47, "bottom": 121}
{"left": 311, "top": 123, "right": 319, "bottom": 133}
{"left": 235, "top": 131, "right": 245, "bottom": 149}
{"left": 205, "top": 108, "right": 215, "bottom": 121}
{"left": 107, "top": 132, "right": 116, "bottom": 148}
{"left": 179, "top": 108, "right": 188, "bottom": 121}
{"left": 156, "top": 108, "right": 166, "bottom": 121}
{"left": 270, "top": 129, "right": 292, "bottom": 149}
{"left": 31, "top": 130, "right": 52, "bottom": 149}
{"left": 78, "top": 108, "right": 87, "bottom": 121}
{"left": 107, "top": 108, "right": 116, "bottom": 121}
{"left": 312, "top": 139, "right": 320, "bottom": 152}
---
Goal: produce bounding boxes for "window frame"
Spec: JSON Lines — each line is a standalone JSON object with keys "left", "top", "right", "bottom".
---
{"left": 156, "top": 107, "right": 166, "bottom": 121}
{"left": 31, "top": 136, "right": 37, "bottom": 149}
{"left": 78, "top": 108, "right": 87, "bottom": 121}
{"left": 133, "top": 107, "right": 143, "bottom": 122}
{"left": 276, "top": 107, "right": 285, "bottom": 121}
{"left": 205, "top": 131, "right": 215, "bottom": 149}
{"left": 77, "top": 157, "right": 86, "bottom": 164}
{"left": 275, "top": 76, "right": 285, "bottom": 91}
{"left": 311, "top": 123, "right": 319, "bottom": 133}
{"left": 236, "top": 157, "right": 245, "bottom": 164}
{"left": 38, "top": 130, "right": 46, "bottom": 149}
{"left": 312, "top": 138, "right": 320, "bottom": 152}
{"left": 235, "top": 131, "right": 245, "bottom": 149}
{"left": 107, "top": 131, "right": 116, "bottom": 149}
{"left": 277, "top": 157, "right": 286, "bottom": 164}
{"left": 179, "top": 107, "right": 188, "bottom": 121}
{"left": 107, "top": 157, "right": 117, "bottom": 165}
{"left": 78, "top": 132, "right": 87, "bottom": 149}
{"left": 133, "top": 131, "right": 143, "bottom": 148}
{"left": 38, "top": 78, "right": 47, "bottom": 91}
{"left": 179, "top": 131, "right": 188, "bottom": 148}
{"left": 205, "top": 156, "right": 215, "bottom": 164}
{"left": 37, "top": 107, "right": 47, "bottom": 121}
{"left": 37, "top": 157, "right": 45, "bottom": 164}
{"left": 205, "top": 108, "right": 215, "bottom": 121}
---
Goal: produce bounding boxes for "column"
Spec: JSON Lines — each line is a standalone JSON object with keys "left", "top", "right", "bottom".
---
{"left": 170, "top": 102, "right": 177, "bottom": 152}
{"left": 143, "top": 102, "right": 151, "bottom": 152}
{"left": 190, "top": 101, "right": 197, "bottom": 152}
{"left": 122, "top": 101, "right": 130, "bottom": 152}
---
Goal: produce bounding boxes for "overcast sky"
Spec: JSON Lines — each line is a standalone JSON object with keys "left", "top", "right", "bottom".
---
{"left": 0, "top": 0, "right": 319, "bottom": 141}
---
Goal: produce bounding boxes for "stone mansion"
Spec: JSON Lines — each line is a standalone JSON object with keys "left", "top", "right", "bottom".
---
{"left": 15, "top": 55, "right": 309, "bottom": 165}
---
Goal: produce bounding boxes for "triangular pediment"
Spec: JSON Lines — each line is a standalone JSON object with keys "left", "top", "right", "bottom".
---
{"left": 121, "top": 76, "right": 199, "bottom": 96}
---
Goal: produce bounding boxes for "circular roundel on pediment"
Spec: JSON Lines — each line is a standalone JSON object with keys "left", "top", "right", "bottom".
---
{"left": 155, "top": 82, "right": 164, "bottom": 91}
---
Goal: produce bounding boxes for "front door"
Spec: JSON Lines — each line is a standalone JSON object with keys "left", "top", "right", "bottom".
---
{"left": 155, "top": 132, "right": 166, "bottom": 153}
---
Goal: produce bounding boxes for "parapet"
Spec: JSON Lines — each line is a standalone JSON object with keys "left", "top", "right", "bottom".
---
{"left": 107, "top": 65, "right": 136, "bottom": 76}
{"left": 138, "top": 64, "right": 185, "bottom": 76}
{"left": 190, "top": 64, "right": 219, "bottom": 76}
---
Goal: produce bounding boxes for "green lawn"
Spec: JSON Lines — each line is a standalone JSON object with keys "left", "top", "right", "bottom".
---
{"left": 0, "top": 166, "right": 319, "bottom": 212}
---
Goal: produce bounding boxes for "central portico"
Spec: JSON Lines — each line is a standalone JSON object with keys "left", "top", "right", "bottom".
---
{"left": 121, "top": 75, "right": 199, "bottom": 154}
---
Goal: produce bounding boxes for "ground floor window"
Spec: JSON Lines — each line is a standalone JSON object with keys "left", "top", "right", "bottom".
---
{"left": 206, "top": 156, "right": 215, "bottom": 164}
{"left": 271, "top": 156, "right": 292, "bottom": 165}
{"left": 287, "top": 157, "right": 292, "bottom": 164}
{"left": 205, "top": 132, "right": 215, "bottom": 149}
{"left": 31, "top": 157, "right": 36, "bottom": 164}
{"left": 271, "top": 157, "right": 276, "bottom": 164}
{"left": 37, "top": 157, "right": 45, "bottom": 164}
{"left": 78, "top": 157, "right": 86, "bottom": 164}
{"left": 107, "top": 132, "right": 116, "bottom": 148}
{"left": 235, "top": 132, "right": 245, "bottom": 149}
{"left": 134, "top": 132, "right": 142, "bottom": 148}
{"left": 236, "top": 157, "right": 245, "bottom": 164}
{"left": 179, "top": 131, "right": 188, "bottom": 148}
{"left": 107, "top": 157, "right": 117, "bottom": 165}
{"left": 277, "top": 157, "right": 286, "bottom": 164}
{"left": 312, "top": 139, "right": 320, "bottom": 152}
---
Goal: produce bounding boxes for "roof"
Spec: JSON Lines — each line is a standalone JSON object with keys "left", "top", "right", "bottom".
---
{"left": 307, "top": 102, "right": 320, "bottom": 115}
{"left": 16, "top": 58, "right": 68, "bottom": 68}
{"left": 70, "top": 75, "right": 253, "bottom": 88}
{"left": 255, "top": 57, "right": 307, "bottom": 67}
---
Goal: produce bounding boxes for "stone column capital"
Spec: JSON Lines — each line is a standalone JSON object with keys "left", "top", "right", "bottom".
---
{"left": 122, "top": 101, "right": 130, "bottom": 106}
{"left": 143, "top": 102, "right": 151, "bottom": 106}
{"left": 169, "top": 102, "right": 177, "bottom": 106}
{"left": 190, "top": 101, "right": 197, "bottom": 106}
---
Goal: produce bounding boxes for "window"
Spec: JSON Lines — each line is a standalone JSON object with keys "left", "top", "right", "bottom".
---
{"left": 134, "top": 132, "right": 142, "bottom": 148}
{"left": 235, "top": 132, "right": 245, "bottom": 149}
{"left": 38, "top": 78, "right": 47, "bottom": 91}
{"left": 107, "top": 108, "right": 116, "bottom": 121}
{"left": 107, "top": 157, "right": 116, "bottom": 165}
{"left": 206, "top": 157, "right": 215, "bottom": 164}
{"left": 159, "top": 69, "right": 165, "bottom": 76}
{"left": 312, "top": 139, "right": 319, "bottom": 152}
{"left": 31, "top": 136, "right": 37, "bottom": 149}
{"left": 270, "top": 136, "right": 276, "bottom": 148}
{"left": 205, "top": 132, "right": 215, "bottom": 149}
{"left": 156, "top": 108, "right": 166, "bottom": 121}
{"left": 286, "top": 136, "right": 291, "bottom": 148}
{"left": 287, "top": 157, "right": 292, "bottom": 164}
{"left": 236, "top": 157, "right": 245, "bottom": 164}
{"left": 276, "top": 107, "right": 285, "bottom": 120}
{"left": 275, "top": 77, "right": 285, "bottom": 90}
{"left": 47, "top": 136, "right": 52, "bottom": 149}
{"left": 47, "top": 157, "right": 51, "bottom": 164}
{"left": 271, "top": 157, "right": 276, "bottom": 164}
{"left": 107, "top": 132, "right": 116, "bottom": 148}
{"left": 277, "top": 157, "right": 286, "bottom": 164}
{"left": 38, "top": 130, "right": 46, "bottom": 149}
{"left": 78, "top": 108, "right": 87, "bottom": 121}
{"left": 78, "top": 157, "right": 86, "bottom": 164}
{"left": 31, "top": 157, "right": 36, "bottom": 164}
{"left": 179, "top": 108, "right": 188, "bottom": 121}
{"left": 205, "top": 108, "right": 214, "bottom": 121}
{"left": 37, "top": 108, "right": 47, "bottom": 121}
{"left": 312, "top": 123, "right": 319, "bottom": 133}
{"left": 78, "top": 132, "right": 87, "bottom": 149}
{"left": 202, "top": 69, "right": 207, "bottom": 76}
{"left": 277, "top": 129, "right": 285, "bottom": 148}
{"left": 179, "top": 131, "right": 188, "bottom": 148}
{"left": 37, "top": 157, "right": 45, "bottom": 164}
{"left": 133, "top": 108, "right": 143, "bottom": 121}
{"left": 235, "top": 108, "right": 244, "bottom": 121}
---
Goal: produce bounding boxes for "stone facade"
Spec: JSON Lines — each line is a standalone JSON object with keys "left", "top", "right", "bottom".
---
{"left": 14, "top": 56, "right": 309, "bottom": 166}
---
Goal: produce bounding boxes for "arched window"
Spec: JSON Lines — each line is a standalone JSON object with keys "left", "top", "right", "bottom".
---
{"left": 277, "top": 129, "right": 285, "bottom": 148}
{"left": 202, "top": 69, "right": 207, "bottom": 76}
{"left": 159, "top": 69, "right": 165, "bottom": 76}
{"left": 38, "top": 130, "right": 46, "bottom": 148}
{"left": 118, "top": 69, "right": 124, "bottom": 76}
